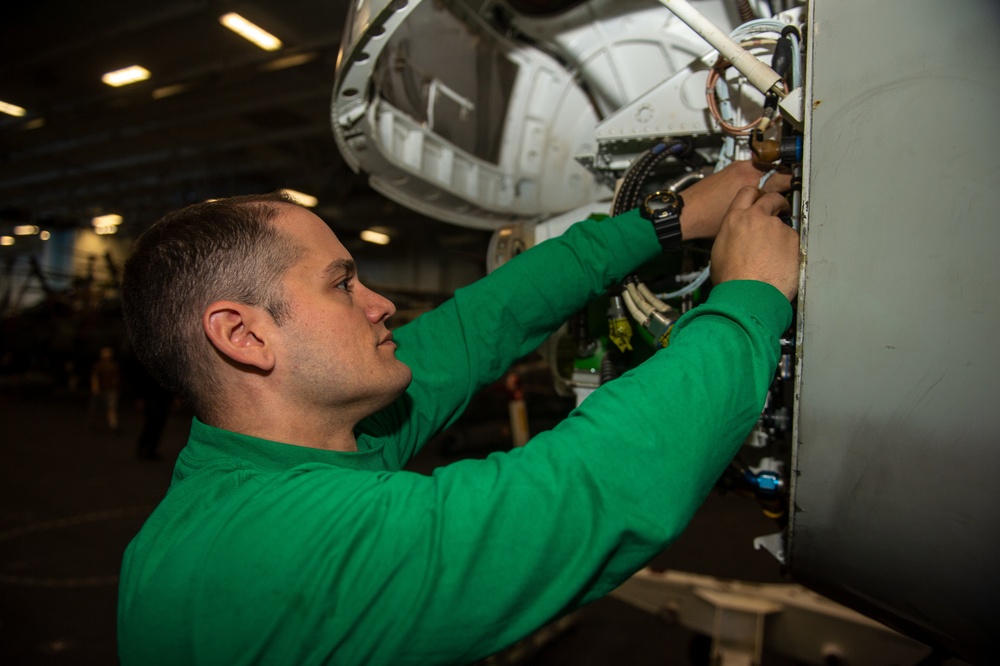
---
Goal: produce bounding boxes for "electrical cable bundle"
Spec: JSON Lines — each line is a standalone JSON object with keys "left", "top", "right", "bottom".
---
{"left": 601, "top": 17, "right": 802, "bottom": 363}
{"left": 604, "top": 139, "right": 704, "bottom": 354}
{"left": 611, "top": 139, "right": 697, "bottom": 217}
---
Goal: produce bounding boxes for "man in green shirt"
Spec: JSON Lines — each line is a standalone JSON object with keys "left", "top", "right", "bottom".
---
{"left": 118, "top": 161, "right": 798, "bottom": 664}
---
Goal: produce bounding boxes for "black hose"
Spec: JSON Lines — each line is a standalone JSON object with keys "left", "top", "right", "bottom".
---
{"left": 599, "top": 353, "right": 622, "bottom": 385}
{"left": 772, "top": 34, "right": 793, "bottom": 79}
{"left": 611, "top": 139, "right": 692, "bottom": 217}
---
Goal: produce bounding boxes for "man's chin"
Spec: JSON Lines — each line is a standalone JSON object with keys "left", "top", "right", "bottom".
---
{"left": 398, "top": 364, "right": 414, "bottom": 391}
{"left": 387, "top": 361, "right": 413, "bottom": 395}
{"left": 373, "top": 367, "right": 413, "bottom": 414}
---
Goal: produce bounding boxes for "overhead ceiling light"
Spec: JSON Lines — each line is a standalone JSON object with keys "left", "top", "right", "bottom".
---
{"left": 0, "top": 236, "right": 15, "bottom": 246}
{"left": 152, "top": 83, "right": 190, "bottom": 100}
{"left": 0, "top": 100, "right": 27, "bottom": 117}
{"left": 92, "top": 214, "right": 123, "bottom": 226}
{"left": 13, "top": 225, "right": 40, "bottom": 236}
{"left": 93, "top": 216, "right": 120, "bottom": 235}
{"left": 360, "top": 229, "right": 391, "bottom": 245}
{"left": 40, "top": 231, "right": 51, "bottom": 241}
{"left": 220, "top": 13, "right": 282, "bottom": 51}
{"left": 261, "top": 52, "right": 317, "bottom": 72}
{"left": 281, "top": 189, "right": 318, "bottom": 208}
{"left": 102, "top": 65, "right": 151, "bottom": 87}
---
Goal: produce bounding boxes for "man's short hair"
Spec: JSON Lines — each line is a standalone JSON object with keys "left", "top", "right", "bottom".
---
{"left": 121, "top": 192, "right": 303, "bottom": 419}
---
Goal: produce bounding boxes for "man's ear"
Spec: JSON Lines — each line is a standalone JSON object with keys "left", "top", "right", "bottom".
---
{"left": 203, "top": 301, "right": 276, "bottom": 372}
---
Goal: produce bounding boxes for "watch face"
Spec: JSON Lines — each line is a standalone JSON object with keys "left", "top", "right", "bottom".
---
{"left": 644, "top": 191, "right": 682, "bottom": 217}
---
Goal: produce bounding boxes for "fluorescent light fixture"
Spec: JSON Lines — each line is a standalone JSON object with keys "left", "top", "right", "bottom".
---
{"left": 102, "top": 65, "right": 151, "bottom": 87}
{"left": 152, "top": 83, "right": 190, "bottom": 100}
{"left": 360, "top": 229, "right": 391, "bottom": 245}
{"left": 92, "top": 214, "right": 123, "bottom": 226}
{"left": 92, "top": 215, "right": 123, "bottom": 235}
{"left": 13, "top": 225, "right": 39, "bottom": 235}
{"left": 0, "top": 236, "right": 14, "bottom": 246}
{"left": 220, "top": 13, "right": 282, "bottom": 51}
{"left": 0, "top": 100, "right": 27, "bottom": 117}
{"left": 281, "top": 189, "right": 318, "bottom": 208}
{"left": 40, "top": 230, "right": 51, "bottom": 241}
{"left": 261, "top": 52, "right": 317, "bottom": 72}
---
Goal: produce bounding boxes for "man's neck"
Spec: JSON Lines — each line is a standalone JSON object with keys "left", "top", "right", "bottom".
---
{"left": 204, "top": 392, "right": 363, "bottom": 452}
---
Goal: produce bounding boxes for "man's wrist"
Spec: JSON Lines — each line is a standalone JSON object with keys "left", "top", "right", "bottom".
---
{"left": 640, "top": 191, "right": 684, "bottom": 251}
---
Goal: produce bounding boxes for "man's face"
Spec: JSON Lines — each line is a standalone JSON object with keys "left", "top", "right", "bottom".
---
{"left": 270, "top": 204, "right": 412, "bottom": 417}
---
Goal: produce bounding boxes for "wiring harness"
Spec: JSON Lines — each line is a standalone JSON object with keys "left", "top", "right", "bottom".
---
{"left": 605, "top": 138, "right": 706, "bottom": 354}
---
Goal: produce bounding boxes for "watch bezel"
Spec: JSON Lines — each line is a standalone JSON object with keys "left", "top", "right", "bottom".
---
{"left": 642, "top": 190, "right": 684, "bottom": 218}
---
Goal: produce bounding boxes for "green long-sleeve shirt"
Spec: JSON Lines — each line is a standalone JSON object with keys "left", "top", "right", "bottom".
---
{"left": 117, "top": 209, "right": 791, "bottom": 665}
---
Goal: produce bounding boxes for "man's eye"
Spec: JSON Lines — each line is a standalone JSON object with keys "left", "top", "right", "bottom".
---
{"left": 335, "top": 278, "right": 353, "bottom": 292}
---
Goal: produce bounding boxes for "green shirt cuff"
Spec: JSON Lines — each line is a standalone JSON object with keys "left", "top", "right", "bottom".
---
{"left": 687, "top": 279, "right": 793, "bottom": 338}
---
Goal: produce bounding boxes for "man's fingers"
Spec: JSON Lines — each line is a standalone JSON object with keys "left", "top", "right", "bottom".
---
{"left": 713, "top": 184, "right": 799, "bottom": 301}
{"left": 728, "top": 185, "right": 767, "bottom": 212}
{"left": 729, "top": 188, "right": 790, "bottom": 217}
{"left": 754, "top": 191, "right": 791, "bottom": 217}
{"left": 760, "top": 169, "right": 792, "bottom": 194}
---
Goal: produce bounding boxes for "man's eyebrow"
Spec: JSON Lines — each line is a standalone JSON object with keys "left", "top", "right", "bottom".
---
{"left": 321, "top": 258, "right": 356, "bottom": 280}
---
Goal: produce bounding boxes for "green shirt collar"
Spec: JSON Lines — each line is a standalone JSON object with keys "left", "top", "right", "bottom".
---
{"left": 181, "top": 417, "right": 389, "bottom": 473}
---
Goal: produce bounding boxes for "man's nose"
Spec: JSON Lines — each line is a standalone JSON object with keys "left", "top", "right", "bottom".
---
{"left": 363, "top": 285, "right": 396, "bottom": 323}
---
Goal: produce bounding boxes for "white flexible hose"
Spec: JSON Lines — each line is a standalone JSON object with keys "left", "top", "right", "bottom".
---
{"left": 637, "top": 282, "right": 671, "bottom": 313}
{"left": 659, "top": 0, "right": 784, "bottom": 96}
{"left": 622, "top": 289, "right": 650, "bottom": 326}
{"left": 624, "top": 282, "right": 654, "bottom": 318}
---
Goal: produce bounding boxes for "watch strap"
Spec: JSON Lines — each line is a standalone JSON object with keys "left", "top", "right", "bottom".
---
{"left": 651, "top": 213, "right": 683, "bottom": 251}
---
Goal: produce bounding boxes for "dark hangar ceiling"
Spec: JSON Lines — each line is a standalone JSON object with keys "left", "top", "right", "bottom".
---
{"left": 0, "top": 0, "right": 479, "bottom": 248}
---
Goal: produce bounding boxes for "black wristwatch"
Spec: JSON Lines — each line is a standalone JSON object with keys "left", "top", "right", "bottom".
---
{"left": 640, "top": 190, "right": 684, "bottom": 251}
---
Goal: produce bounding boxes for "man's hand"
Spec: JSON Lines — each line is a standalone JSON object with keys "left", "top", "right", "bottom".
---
{"left": 680, "top": 161, "right": 791, "bottom": 240}
{"left": 710, "top": 186, "right": 800, "bottom": 301}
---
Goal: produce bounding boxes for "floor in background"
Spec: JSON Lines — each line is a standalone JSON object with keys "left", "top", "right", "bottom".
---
{"left": 0, "top": 393, "right": 824, "bottom": 665}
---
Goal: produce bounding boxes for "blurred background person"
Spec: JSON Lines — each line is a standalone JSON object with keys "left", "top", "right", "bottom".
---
{"left": 89, "top": 346, "right": 121, "bottom": 432}
{"left": 132, "top": 362, "right": 173, "bottom": 460}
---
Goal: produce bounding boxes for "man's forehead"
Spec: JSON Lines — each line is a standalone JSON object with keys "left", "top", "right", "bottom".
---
{"left": 272, "top": 201, "right": 319, "bottom": 227}
{"left": 273, "top": 203, "right": 340, "bottom": 242}
{"left": 271, "top": 205, "right": 355, "bottom": 274}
